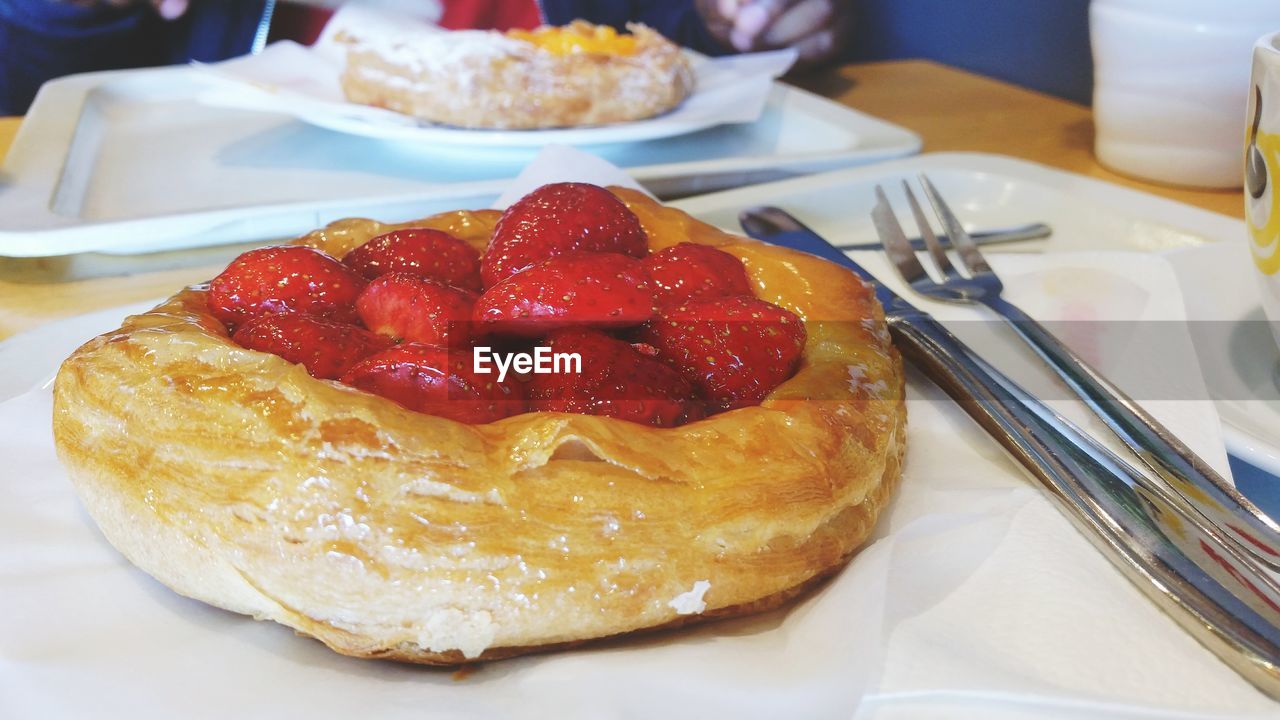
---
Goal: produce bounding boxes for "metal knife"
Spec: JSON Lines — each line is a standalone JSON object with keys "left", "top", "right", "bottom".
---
{"left": 739, "top": 205, "right": 1280, "bottom": 699}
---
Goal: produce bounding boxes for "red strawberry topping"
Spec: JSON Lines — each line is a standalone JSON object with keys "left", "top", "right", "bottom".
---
{"left": 356, "top": 273, "right": 477, "bottom": 347}
{"left": 527, "top": 328, "right": 703, "bottom": 427}
{"left": 208, "top": 246, "right": 366, "bottom": 328}
{"left": 340, "top": 343, "right": 525, "bottom": 424}
{"left": 482, "top": 182, "right": 648, "bottom": 287}
{"left": 642, "top": 296, "right": 806, "bottom": 411}
{"left": 342, "top": 228, "right": 482, "bottom": 291}
{"left": 643, "top": 243, "right": 753, "bottom": 307}
{"left": 231, "top": 314, "right": 393, "bottom": 380}
{"left": 211, "top": 187, "right": 814, "bottom": 427}
{"left": 473, "top": 252, "right": 655, "bottom": 337}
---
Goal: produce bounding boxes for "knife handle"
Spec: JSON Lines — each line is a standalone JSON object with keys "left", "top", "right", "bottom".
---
{"left": 890, "top": 313, "right": 1280, "bottom": 698}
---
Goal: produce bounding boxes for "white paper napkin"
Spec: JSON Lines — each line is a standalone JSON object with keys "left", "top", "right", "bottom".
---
{"left": 193, "top": 6, "right": 797, "bottom": 138}
{"left": 493, "top": 144, "right": 650, "bottom": 207}
{"left": 1, "top": 150, "right": 1276, "bottom": 719}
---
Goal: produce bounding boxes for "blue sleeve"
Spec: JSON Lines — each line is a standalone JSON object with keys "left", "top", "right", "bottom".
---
{"left": 0, "top": 0, "right": 265, "bottom": 115}
{"left": 539, "top": 0, "right": 728, "bottom": 55}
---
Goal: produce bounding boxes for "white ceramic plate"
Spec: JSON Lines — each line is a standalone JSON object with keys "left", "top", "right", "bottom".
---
{"left": 0, "top": 301, "right": 159, "bottom": 403}
{"left": 293, "top": 100, "right": 723, "bottom": 148}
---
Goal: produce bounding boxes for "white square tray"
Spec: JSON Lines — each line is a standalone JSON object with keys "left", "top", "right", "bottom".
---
{"left": 0, "top": 65, "right": 919, "bottom": 257}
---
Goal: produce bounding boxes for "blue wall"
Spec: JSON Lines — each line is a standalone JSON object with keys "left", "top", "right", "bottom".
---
{"left": 845, "top": 0, "right": 1094, "bottom": 105}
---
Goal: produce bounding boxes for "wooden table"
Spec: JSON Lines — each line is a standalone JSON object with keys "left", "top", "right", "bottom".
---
{"left": 0, "top": 59, "right": 1247, "bottom": 342}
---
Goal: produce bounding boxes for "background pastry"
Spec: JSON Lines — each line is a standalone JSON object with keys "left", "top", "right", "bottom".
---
{"left": 338, "top": 21, "right": 695, "bottom": 129}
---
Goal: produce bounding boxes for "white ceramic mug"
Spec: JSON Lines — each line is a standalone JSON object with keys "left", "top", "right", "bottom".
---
{"left": 1092, "top": 0, "right": 1280, "bottom": 189}
{"left": 1247, "top": 32, "right": 1280, "bottom": 350}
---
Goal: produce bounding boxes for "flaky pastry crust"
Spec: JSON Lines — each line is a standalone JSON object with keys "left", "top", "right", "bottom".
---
{"left": 337, "top": 21, "right": 694, "bottom": 129}
{"left": 52, "top": 190, "right": 905, "bottom": 664}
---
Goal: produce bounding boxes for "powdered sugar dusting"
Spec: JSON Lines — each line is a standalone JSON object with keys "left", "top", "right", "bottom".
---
{"left": 668, "top": 580, "right": 711, "bottom": 615}
{"left": 344, "top": 26, "right": 528, "bottom": 76}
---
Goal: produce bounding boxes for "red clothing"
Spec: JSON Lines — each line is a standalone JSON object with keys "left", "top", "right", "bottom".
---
{"left": 439, "top": 0, "right": 541, "bottom": 31}
{"left": 271, "top": 0, "right": 542, "bottom": 46}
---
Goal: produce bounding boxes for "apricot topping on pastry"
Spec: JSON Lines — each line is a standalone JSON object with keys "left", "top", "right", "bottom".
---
{"left": 507, "top": 24, "right": 639, "bottom": 56}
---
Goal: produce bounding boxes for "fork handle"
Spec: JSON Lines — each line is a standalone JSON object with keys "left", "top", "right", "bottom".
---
{"left": 982, "top": 296, "right": 1280, "bottom": 569}
{"left": 890, "top": 313, "right": 1280, "bottom": 698}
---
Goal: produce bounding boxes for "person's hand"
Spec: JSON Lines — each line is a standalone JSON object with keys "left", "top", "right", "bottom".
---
{"left": 61, "top": 0, "right": 191, "bottom": 20}
{"left": 696, "top": 0, "right": 853, "bottom": 65}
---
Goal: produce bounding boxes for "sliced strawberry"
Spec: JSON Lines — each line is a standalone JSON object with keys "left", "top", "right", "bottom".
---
{"left": 642, "top": 296, "right": 806, "bottom": 411}
{"left": 482, "top": 182, "right": 648, "bottom": 287}
{"left": 356, "top": 272, "right": 477, "bottom": 347}
{"left": 643, "top": 243, "right": 753, "bottom": 307}
{"left": 231, "top": 314, "right": 393, "bottom": 380}
{"left": 527, "top": 328, "right": 702, "bottom": 427}
{"left": 207, "top": 246, "right": 366, "bottom": 329}
{"left": 473, "top": 252, "right": 655, "bottom": 338}
{"left": 339, "top": 343, "right": 525, "bottom": 424}
{"left": 342, "top": 228, "right": 482, "bottom": 291}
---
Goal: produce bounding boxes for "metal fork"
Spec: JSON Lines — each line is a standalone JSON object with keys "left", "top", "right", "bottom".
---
{"left": 874, "top": 175, "right": 1280, "bottom": 570}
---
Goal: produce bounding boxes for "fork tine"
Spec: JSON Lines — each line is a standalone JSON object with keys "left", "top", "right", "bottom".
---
{"left": 871, "top": 185, "right": 930, "bottom": 286}
{"left": 919, "top": 174, "right": 993, "bottom": 275}
{"left": 903, "top": 180, "right": 961, "bottom": 280}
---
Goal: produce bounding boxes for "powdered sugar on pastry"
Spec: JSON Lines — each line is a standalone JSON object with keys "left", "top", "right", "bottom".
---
{"left": 338, "top": 26, "right": 527, "bottom": 78}
{"left": 669, "top": 580, "right": 711, "bottom": 615}
{"left": 337, "top": 21, "right": 694, "bottom": 129}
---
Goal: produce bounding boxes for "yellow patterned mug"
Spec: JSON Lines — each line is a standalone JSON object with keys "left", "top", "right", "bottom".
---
{"left": 1247, "top": 32, "right": 1280, "bottom": 349}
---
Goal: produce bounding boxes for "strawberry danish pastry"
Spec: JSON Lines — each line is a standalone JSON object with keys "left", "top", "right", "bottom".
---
{"left": 53, "top": 183, "right": 905, "bottom": 663}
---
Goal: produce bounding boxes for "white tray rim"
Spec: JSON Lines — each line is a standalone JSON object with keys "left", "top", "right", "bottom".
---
{"left": 0, "top": 65, "right": 921, "bottom": 258}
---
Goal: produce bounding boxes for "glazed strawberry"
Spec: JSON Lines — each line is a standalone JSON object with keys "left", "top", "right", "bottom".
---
{"left": 642, "top": 296, "right": 806, "bottom": 411}
{"left": 207, "top": 246, "right": 366, "bottom": 328}
{"left": 482, "top": 182, "right": 648, "bottom": 287}
{"left": 643, "top": 243, "right": 753, "bottom": 307}
{"left": 343, "top": 228, "right": 482, "bottom": 291}
{"left": 356, "top": 273, "right": 477, "bottom": 346}
{"left": 340, "top": 343, "right": 524, "bottom": 423}
{"left": 528, "top": 328, "right": 702, "bottom": 427}
{"left": 231, "top": 314, "right": 393, "bottom": 380}
{"left": 474, "top": 252, "right": 655, "bottom": 337}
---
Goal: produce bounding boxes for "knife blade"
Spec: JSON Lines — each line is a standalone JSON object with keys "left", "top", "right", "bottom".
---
{"left": 739, "top": 205, "right": 1280, "bottom": 698}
